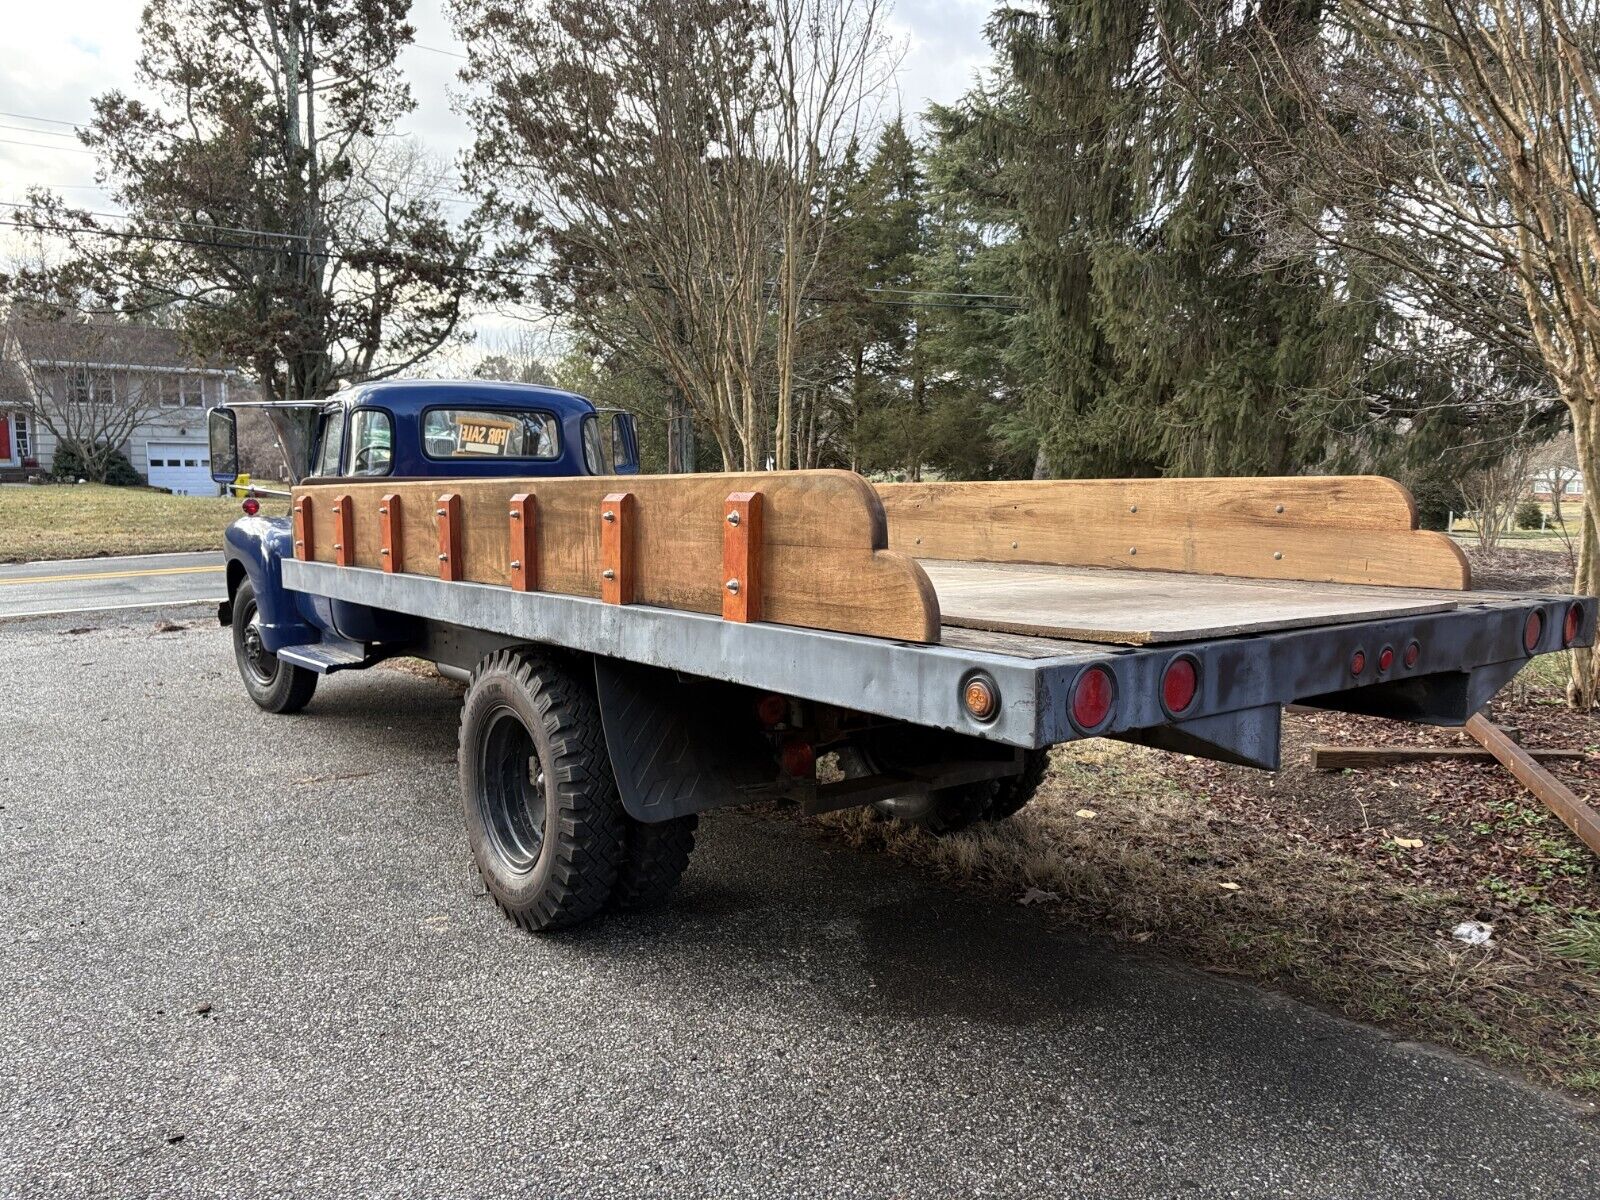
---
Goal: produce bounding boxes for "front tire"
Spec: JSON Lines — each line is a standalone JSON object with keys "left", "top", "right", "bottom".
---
{"left": 231, "top": 579, "right": 318, "bottom": 714}
{"left": 459, "top": 650, "right": 625, "bottom": 932}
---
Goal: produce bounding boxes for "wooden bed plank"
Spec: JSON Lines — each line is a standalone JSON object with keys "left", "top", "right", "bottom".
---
{"left": 921, "top": 560, "right": 1457, "bottom": 645}
{"left": 878, "top": 476, "right": 1470, "bottom": 590}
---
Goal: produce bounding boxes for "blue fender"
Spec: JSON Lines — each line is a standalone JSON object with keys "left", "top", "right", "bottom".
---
{"left": 223, "top": 516, "right": 323, "bottom": 653}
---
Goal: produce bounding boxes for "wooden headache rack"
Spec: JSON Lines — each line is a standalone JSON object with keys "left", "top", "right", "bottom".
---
{"left": 291, "top": 471, "right": 1471, "bottom": 646}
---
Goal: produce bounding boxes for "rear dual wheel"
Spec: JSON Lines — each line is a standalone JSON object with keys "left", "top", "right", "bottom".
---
{"left": 459, "top": 650, "right": 696, "bottom": 932}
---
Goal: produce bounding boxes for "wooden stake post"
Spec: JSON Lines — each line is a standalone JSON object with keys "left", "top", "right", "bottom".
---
{"left": 722, "top": 491, "right": 763, "bottom": 623}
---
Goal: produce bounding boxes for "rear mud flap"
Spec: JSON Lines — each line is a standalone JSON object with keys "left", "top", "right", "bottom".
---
{"left": 593, "top": 658, "right": 775, "bottom": 823}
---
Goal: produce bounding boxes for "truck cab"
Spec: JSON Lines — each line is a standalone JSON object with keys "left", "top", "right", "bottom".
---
{"left": 210, "top": 379, "right": 640, "bottom": 677}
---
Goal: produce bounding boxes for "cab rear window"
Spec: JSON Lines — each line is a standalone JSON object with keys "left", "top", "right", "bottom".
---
{"left": 422, "top": 408, "right": 560, "bottom": 461}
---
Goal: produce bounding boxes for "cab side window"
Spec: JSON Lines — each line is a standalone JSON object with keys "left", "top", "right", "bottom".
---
{"left": 313, "top": 410, "right": 345, "bottom": 477}
{"left": 349, "top": 409, "right": 393, "bottom": 476}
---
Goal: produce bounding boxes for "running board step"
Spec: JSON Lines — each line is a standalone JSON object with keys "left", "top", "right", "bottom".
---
{"left": 277, "top": 643, "right": 371, "bottom": 674}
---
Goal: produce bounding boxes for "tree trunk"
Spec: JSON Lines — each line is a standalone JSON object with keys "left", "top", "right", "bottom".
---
{"left": 1567, "top": 396, "right": 1600, "bottom": 709}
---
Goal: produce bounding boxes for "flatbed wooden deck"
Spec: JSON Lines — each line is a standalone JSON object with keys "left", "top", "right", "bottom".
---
{"left": 920, "top": 561, "right": 1461, "bottom": 645}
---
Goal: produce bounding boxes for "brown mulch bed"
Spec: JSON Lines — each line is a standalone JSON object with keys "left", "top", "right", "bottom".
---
{"left": 1463, "top": 544, "right": 1578, "bottom": 593}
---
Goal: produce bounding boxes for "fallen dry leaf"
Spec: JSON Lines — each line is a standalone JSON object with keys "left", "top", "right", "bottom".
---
{"left": 1218, "top": 881, "right": 1242, "bottom": 891}
{"left": 1019, "top": 887, "right": 1059, "bottom": 907}
{"left": 1074, "top": 808, "right": 1098, "bottom": 819}
{"left": 1393, "top": 837, "right": 1424, "bottom": 849}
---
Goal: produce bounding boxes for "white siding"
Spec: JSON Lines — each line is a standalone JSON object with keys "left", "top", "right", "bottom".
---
{"left": 29, "top": 371, "right": 237, "bottom": 480}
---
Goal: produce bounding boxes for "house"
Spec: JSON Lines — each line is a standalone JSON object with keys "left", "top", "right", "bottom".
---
{"left": 0, "top": 315, "right": 244, "bottom": 495}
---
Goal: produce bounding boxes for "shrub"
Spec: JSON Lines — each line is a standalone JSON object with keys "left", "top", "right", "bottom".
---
{"left": 1408, "top": 477, "right": 1465, "bottom": 532}
{"left": 1516, "top": 499, "right": 1546, "bottom": 530}
{"left": 51, "top": 441, "right": 143, "bottom": 487}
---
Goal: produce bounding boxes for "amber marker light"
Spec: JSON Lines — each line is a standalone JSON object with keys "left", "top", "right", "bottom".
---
{"left": 963, "top": 673, "right": 999, "bottom": 722}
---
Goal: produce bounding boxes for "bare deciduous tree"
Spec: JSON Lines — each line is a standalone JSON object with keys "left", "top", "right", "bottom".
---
{"left": 1170, "top": 0, "right": 1600, "bottom": 704}
{"left": 2, "top": 311, "right": 171, "bottom": 481}
{"left": 453, "top": 0, "right": 895, "bottom": 471}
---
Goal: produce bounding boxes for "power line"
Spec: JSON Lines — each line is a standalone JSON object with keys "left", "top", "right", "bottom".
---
{"left": 0, "top": 137, "right": 95, "bottom": 155}
{"left": 0, "top": 110, "right": 86, "bottom": 128}
{"left": 412, "top": 42, "right": 469, "bottom": 61}
{"left": 0, "top": 217, "right": 1026, "bottom": 311}
{"left": 0, "top": 122, "right": 82, "bottom": 140}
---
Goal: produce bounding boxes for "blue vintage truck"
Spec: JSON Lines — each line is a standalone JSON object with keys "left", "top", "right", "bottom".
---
{"left": 209, "top": 380, "right": 1594, "bottom": 934}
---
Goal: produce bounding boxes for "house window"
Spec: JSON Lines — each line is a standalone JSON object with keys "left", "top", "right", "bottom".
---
{"left": 90, "top": 371, "right": 113, "bottom": 403}
{"left": 67, "top": 369, "right": 91, "bottom": 405}
{"left": 158, "top": 376, "right": 206, "bottom": 407}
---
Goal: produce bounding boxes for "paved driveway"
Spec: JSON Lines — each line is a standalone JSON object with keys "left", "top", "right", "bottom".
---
{"left": 1, "top": 606, "right": 1596, "bottom": 1198}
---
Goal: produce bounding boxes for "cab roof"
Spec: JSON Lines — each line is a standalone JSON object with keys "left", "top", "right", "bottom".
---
{"left": 345, "top": 378, "right": 597, "bottom": 418}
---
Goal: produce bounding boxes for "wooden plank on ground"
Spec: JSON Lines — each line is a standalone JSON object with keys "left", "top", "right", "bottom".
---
{"left": 294, "top": 470, "right": 939, "bottom": 643}
{"left": 878, "top": 476, "right": 1470, "bottom": 590}
{"left": 1465, "top": 713, "right": 1600, "bottom": 860}
{"left": 921, "top": 559, "right": 1456, "bottom": 645}
{"left": 1312, "top": 744, "right": 1587, "bottom": 770}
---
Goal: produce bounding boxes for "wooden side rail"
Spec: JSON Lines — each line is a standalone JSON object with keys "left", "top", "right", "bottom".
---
{"left": 292, "top": 470, "right": 939, "bottom": 643}
{"left": 876, "top": 476, "right": 1471, "bottom": 590}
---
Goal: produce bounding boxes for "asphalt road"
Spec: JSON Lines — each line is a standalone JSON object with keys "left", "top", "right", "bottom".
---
{"left": 2, "top": 606, "right": 1598, "bottom": 1198}
{"left": 0, "top": 552, "right": 223, "bottom": 620}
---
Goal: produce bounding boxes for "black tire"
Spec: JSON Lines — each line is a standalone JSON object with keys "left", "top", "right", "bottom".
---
{"left": 611, "top": 814, "right": 698, "bottom": 910}
{"left": 983, "top": 748, "right": 1052, "bottom": 822}
{"left": 459, "top": 649, "right": 625, "bottom": 932}
{"left": 231, "top": 578, "right": 318, "bottom": 714}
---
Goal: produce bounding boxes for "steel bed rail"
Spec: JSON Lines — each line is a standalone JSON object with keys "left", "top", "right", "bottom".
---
{"left": 281, "top": 558, "right": 1592, "bottom": 755}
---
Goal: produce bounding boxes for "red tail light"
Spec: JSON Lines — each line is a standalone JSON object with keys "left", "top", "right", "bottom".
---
{"left": 240, "top": 497, "right": 260, "bottom": 516}
{"left": 1377, "top": 645, "right": 1394, "bottom": 673}
{"left": 779, "top": 737, "right": 815, "bottom": 778}
{"left": 1070, "top": 666, "right": 1116, "bottom": 732}
{"left": 1161, "top": 655, "right": 1198, "bottom": 716}
{"left": 755, "top": 693, "right": 788, "bottom": 728}
{"left": 1524, "top": 611, "right": 1544, "bottom": 654}
{"left": 1403, "top": 640, "right": 1421, "bottom": 669}
{"left": 1350, "top": 649, "right": 1366, "bottom": 676}
{"left": 1565, "top": 603, "right": 1583, "bottom": 647}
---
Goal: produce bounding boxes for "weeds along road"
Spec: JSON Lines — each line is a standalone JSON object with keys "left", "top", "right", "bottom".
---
{"left": 1, "top": 605, "right": 1597, "bottom": 1198}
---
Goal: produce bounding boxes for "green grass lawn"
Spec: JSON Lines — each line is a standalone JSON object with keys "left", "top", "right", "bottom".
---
{"left": 0, "top": 483, "right": 289, "bottom": 563}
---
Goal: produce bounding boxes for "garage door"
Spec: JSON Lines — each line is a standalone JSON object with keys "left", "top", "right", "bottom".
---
{"left": 146, "top": 441, "right": 215, "bottom": 497}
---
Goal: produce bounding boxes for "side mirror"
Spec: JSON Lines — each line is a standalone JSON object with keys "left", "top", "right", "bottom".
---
{"left": 209, "top": 407, "right": 239, "bottom": 484}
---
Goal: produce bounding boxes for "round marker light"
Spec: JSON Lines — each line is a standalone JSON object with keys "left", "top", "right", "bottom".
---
{"left": 779, "top": 738, "right": 815, "bottom": 778}
{"left": 1523, "top": 610, "right": 1544, "bottom": 655}
{"left": 1161, "top": 655, "right": 1198, "bottom": 716}
{"left": 754, "top": 693, "right": 788, "bottom": 728}
{"left": 1350, "top": 649, "right": 1366, "bottom": 677}
{"left": 241, "top": 496, "right": 260, "bottom": 516}
{"left": 1403, "top": 640, "right": 1421, "bottom": 670}
{"left": 1377, "top": 645, "right": 1395, "bottom": 673}
{"left": 1564, "top": 603, "right": 1583, "bottom": 647}
{"left": 1070, "top": 665, "right": 1116, "bottom": 732}
{"left": 962, "top": 673, "right": 999, "bottom": 722}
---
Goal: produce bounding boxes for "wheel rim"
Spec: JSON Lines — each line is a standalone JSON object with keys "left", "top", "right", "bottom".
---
{"left": 478, "top": 705, "right": 548, "bottom": 874}
{"left": 238, "top": 598, "right": 278, "bottom": 686}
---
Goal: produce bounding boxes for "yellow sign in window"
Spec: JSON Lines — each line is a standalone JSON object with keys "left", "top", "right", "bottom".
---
{"left": 456, "top": 417, "right": 516, "bottom": 455}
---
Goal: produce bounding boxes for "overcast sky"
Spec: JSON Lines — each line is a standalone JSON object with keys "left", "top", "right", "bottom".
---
{"left": 0, "top": 0, "right": 993, "bottom": 355}
{"left": 0, "top": 0, "right": 993, "bottom": 215}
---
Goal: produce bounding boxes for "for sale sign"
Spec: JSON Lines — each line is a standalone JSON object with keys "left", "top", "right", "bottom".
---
{"left": 456, "top": 416, "right": 516, "bottom": 455}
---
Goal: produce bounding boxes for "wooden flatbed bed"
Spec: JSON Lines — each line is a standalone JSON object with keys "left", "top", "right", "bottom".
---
{"left": 278, "top": 468, "right": 1588, "bottom": 773}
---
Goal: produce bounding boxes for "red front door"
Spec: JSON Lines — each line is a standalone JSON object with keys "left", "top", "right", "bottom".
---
{"left": 0, "top": 413, "right": 11, "bottom": 462}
